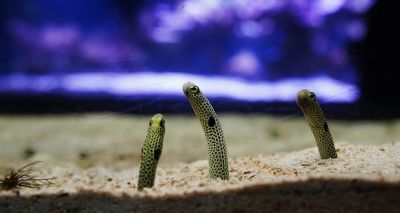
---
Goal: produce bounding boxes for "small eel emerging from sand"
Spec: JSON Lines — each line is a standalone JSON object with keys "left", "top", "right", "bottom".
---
{"left": 296, "top": 89, "right": 337, "bottom": 159}
{"left": 138, "top": 113, "right": 166, "bottom": 191}
{"left": 182, "top": 82, "right": 229, "bottom": 180}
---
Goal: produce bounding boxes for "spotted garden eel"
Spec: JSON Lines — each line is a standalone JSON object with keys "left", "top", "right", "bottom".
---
{"left": 182, "top": 82, "right": 229, "bottom": 180}
{"left": 296, "top": 89, "right": 337, "bottom": 159}
{"left": 137, "top": 113, "right": 166, "bottom": 191}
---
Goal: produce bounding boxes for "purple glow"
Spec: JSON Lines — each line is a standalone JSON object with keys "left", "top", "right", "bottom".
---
{"left": 182, "top": 0, "right": 220, "bottom": 24}
{"left": 9, "top": 22, "right": 80, "bottom": 51}
{"left": 238, "top": 21, "right": 263, "bottom": 38}
{"left": 228, "top": 50, "right": 260, "bottom": 76}
{"left": 80, "top": 37, "right": 141, "bottom": 62}
{"left": 313, "top": 0, "right": 346, "bottom": 15}
{"left": 151, "top": 27, "right": 180, "bottom": 43}
{"left": 345, "top": 20, "right": 366, "bottom": 40}
{"left": 8, "top": 21, "right": 143, "bottom": 67}
{"left": 260, "top": 18, "right": 275, "bottom": 35}
{"left": 1, "top": 0, "right": 375, "bottom": 101}
{"left": 41, "top": 26, "right": 80, "bottom": 49}
{"left": 345, "top": 0, "right": 376, "bottom": 13}
{"left": 0, "top": 72, "right": 358, "bottom": 102}
{"left": 147, "top": 0, "right": 374, "bottom": 42}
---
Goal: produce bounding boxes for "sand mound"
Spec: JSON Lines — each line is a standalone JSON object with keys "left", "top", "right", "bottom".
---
{"left": 1, "top": 143, "right": 400, "bottom": 212}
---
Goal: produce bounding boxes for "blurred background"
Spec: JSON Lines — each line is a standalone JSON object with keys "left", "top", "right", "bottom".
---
{"left": 0, "top": 0, "right": 397, "bottom": 118}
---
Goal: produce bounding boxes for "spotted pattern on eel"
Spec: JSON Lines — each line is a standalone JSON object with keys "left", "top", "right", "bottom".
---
{"left": 137, "top": 113, "right": 166, "bottom": 191}
{"left": 182, "top": 82, "right": 229, "bottom": 180}
{"left": 296, "top": 89, "right": 337, "bottom": 159}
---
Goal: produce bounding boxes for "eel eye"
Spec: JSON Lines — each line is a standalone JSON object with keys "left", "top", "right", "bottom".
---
{"left": 149, "top": 120, "right": 152, "bottom": 126}
{"left": 160, "top": 119, "right": 165, "bottom": 128}
{"left": 190, "top": 86, "right": 199, "bottom": 93}
{"left": 309, "top": 92, "right": 316, "bottom": 99}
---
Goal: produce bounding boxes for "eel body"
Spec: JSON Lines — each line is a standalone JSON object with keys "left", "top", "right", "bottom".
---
{"left": 137, "top": 113, "right": 166, "bottom": 190}
{"left": 182, "top": 82, "right": 229, "bottom": 180}
{"left": 296, "top": 89, "right": 337, "bottom": 159}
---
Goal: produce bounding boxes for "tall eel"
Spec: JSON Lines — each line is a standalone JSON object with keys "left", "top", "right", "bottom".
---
{"left": 182, "top": 82, "right": 229, "bottom": 180}
{"left": 137, "top": 113, "right": 166, "bottom": 191}
{"left": 296, "top": 89, "right": 337, "bottom": 159}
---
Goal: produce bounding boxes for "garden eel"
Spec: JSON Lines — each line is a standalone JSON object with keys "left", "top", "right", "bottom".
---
{"left": 296, "top": 89, "right": 337, "bottom": 159}
{"left": 182, "top": 82, "right": 229, "bottom": 180}
{"left": 137, "top": 113, "right": 165, "bottom": 191}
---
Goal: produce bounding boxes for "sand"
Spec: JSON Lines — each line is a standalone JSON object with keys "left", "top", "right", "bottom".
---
{"left": 0, "top": 143, "right": 399, "bottom": 212}
{"left": 1, "top": 114, "right": 400, "bottom": 212}
{"left": 1, "top": 114, "right": 400, "bottom": 167}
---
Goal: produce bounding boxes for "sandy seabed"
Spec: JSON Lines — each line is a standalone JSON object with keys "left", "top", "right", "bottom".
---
{"left": 0, "top": 114, "right": 400, "bottom": 212}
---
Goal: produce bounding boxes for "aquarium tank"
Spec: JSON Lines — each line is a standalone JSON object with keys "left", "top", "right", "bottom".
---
{"left": 1, "top": 2, "right": 400, "bottom": 211}
{"left": 0, "top": 0, "right": 378, "bottom": 114}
